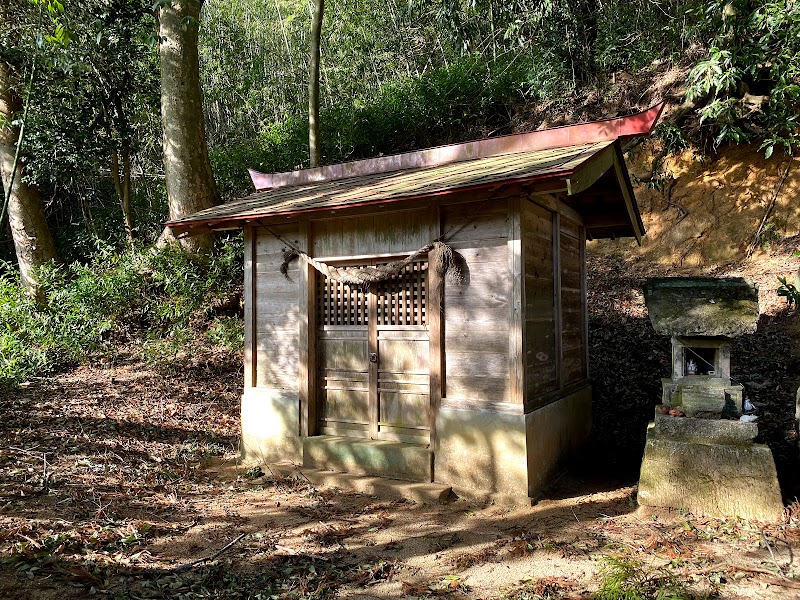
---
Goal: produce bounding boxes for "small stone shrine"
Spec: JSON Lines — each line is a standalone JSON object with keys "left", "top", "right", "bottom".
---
{"left": 637, "top": 277, "right": 783, "bottom": 520}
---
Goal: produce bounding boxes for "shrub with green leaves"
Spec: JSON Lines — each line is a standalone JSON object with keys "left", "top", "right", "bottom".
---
{"left": 595, "top": 556, "right": 701, "bottom": 600}
{"left": 686, "top": 0, "right": 800, "bottom": 155}
{"left": 778, "top": 275, "right": 800, "bottom": 308}
{"left": 212, "top": 54, "right": 541, "bottom": 198}
{"left": 0, "top": 237, "right": 243, "bottom": 387}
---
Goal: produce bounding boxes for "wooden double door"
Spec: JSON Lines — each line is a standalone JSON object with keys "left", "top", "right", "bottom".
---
{"left": 316, "top": 260, "right": 431, "bottom": 444}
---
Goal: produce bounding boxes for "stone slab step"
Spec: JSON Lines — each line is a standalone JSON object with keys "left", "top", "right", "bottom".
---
{"left": 302, "top": 435, "right": 433, "bottom": 482}
{"left": 263, "top": 461, "right": 454, "bottom": 504}
{"left": 263, "top": 462, "right": 532, "bottom": 507}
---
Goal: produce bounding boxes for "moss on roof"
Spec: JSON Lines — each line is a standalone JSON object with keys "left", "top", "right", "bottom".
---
{"left": 643, "top": 277, "right": 759, "bottom": 337}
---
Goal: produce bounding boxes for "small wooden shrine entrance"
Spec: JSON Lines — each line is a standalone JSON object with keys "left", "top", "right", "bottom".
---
{"left": 316, "top": 260, "right": 431, "bottom": 444}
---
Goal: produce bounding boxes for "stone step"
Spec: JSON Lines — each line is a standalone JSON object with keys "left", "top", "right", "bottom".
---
{"left": 652, "top": 412, "right": 757, "bottom": 445}
{"left": 262, "top": 461, "right": 455, "bottom": 504}
{"left": 263, "top": 461, "right": 533, "bottom": 507}
{"left": 302, "top": 435, "right": 433, "bottom": 483}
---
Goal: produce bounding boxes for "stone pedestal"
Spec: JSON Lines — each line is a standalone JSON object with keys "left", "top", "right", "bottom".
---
{"left": 638, "top": 410, "right": 783, "bottom": 521}
{"left": 661, "top": 377, "right": 743, "bottom": 416}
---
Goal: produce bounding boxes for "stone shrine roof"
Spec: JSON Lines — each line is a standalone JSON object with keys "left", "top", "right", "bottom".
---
{"left": 643, "top": 277, "right": 759, "bottom": 337}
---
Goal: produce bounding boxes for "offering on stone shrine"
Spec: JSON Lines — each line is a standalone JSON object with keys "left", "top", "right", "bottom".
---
{"left": 637, "top": 277, "right": 783, "bottom": 521}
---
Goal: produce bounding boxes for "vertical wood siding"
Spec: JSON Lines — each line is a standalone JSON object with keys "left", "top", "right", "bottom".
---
{"left": 559, "top": 217, "right": 586, "bottom": 384}
{"left": 254, "top": 225, "right": 302, "bottom": 392}
{"left": 523, "top": 200, "right": 558, "bottom": 410}
{"left": 442, "top": 200, "right": 511, "bottom": 404}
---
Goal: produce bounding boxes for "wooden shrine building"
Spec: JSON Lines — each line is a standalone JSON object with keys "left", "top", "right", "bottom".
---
{"left": 168, "top": 105, "right": 661, "bottom": 500}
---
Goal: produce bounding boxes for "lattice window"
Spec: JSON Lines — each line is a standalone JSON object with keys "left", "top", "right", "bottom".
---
{"left": 317, "top": 261, "right": 427, "bottom": 327}
{"left": 376, "top": 261, "right": 427, "bottom": 326}
{"left": 318, "top": 278, "right": 368, "bottom": 326}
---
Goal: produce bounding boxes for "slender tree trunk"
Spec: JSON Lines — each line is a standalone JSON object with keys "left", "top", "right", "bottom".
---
{"left": 574, "top": 0, "right": 600, "bottom": 85}
{"left": 308, "top": 0, "right": 324, "bottom": 168}
{"left": 108, "top": 96, "right": 135, "bottom": 245}
{"left": 0, "top": 60, "right": 58, "bottom": 299}
{"left": 157, "top": 0, "right": 218, "bottom": 254}
{"left": 110, "top": 146, "right": 134, "bottom": 245}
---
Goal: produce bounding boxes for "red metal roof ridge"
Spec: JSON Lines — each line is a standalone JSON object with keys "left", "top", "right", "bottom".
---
{"left": 248, "top": 103, "right": 664, "bottom": 192}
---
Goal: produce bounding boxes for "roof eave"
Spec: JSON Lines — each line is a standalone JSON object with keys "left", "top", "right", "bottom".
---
{"left": 166, "top": 169, "right": 575, "bottom": 235}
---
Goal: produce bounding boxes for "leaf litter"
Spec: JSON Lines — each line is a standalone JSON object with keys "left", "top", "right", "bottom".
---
{"left": 1, "top": 244, "right": 800, "bottom": 599}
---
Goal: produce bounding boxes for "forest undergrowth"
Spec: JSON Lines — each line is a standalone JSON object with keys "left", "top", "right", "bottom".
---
{"left": 0, "top": 237, "right": 244, "bottom": 388}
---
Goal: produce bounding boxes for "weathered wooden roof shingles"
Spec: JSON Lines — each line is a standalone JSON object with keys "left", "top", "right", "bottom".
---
{"left": 167, "top": 105, "right": 663, "bottom": 238}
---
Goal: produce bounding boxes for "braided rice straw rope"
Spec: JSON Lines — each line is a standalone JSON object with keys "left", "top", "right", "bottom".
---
{"left": 279, "top": 239, "right": 461, "bottom": 287}
{"left": 268, "top": 195, "right": 497, "bottom": 286}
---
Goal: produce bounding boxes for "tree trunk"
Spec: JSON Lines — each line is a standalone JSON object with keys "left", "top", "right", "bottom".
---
{"left": 0, "top": 60, "right": 58, "bottom": 299}
{"left": 308, "top": 0, "right": 324, "bottom": 168}
{"left": 157, "top": 0, "right": 218, "bottom": 254}
{"left": 109, "top": 94, "right": 134, "bottom": 247}
{"left": 110, "top": 146, "right": 135, "bottom": 245}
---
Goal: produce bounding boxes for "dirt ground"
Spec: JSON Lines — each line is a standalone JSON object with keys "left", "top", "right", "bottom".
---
{"left": 1, "top": 348, "right": 800, "bottom": 598}
{"left": 1, "top": 241, "right": 799, "bottom": 599}
{"left": 1, "top": 362, "right": 800, "bottom": 600}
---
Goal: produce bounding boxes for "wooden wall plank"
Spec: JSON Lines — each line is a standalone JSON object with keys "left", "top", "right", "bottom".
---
{"left": 445, "top": 324, "right": 509, "bottom": 354}
{"left": 559, "top": 215, "right": 585, "bottom": 385}
{"left": 521, "top": 198, "right": 559, "bottom": 410}
{"left": 299, "top": 221, "right": 317, "bottom": 437}
{"left": 255, "top": 335, "right": 300, "bottom": 390}
{"left": 446, "top": 284, "right": 509, "bottom": 309}
{"left": 243, "top": 226, "right": 257, "bottom": 388}
{"left": 445, "top": 305, "right": 508, "bottom": 327}
{"left": 311, "top": 208, "right": 431, "bottom": 259}
{"left": 580, "top": 225, "right": 589, "bottom": 379}
{"left": 428, "top": 206, "right": 443, "bottom": 449}
{"left": 446, "top": 261, "right": 510, "bottom": 290}
{"left": 552, "top": 212, "right": 563, "bottom": 391}
{"left": 446, "top": 241, "right": 507, "bottom": 264}
{"left": 254, "top": 226, "right": 301, "bottom": 391}
{"left": 439, "top": 200, "right": 511, "bottom": 406}
{"left": 442, "top": 202, "right": 509, "bottom": 244}
{"left": 508, "top": 197, "right": 525, "bottom": 407}
{"left": 445, "top": 376, "right": 510, "bottom": 402}
{"left": 368, "top": 291, "right": 378, "bottom": 439}
{"left": 446, "top": 351, "right": 509, "bottom": 378}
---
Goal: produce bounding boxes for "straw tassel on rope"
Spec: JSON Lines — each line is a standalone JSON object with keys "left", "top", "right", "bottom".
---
{"left": 276, "top": 233, "right": 461, "bottom": 287}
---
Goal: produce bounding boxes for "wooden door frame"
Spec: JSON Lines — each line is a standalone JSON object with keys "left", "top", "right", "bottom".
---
{"left": 299, "top": 221, "right": 317, "bottom": 437}
{"left": 302, "top": 248, "right": 441, "bottom": 446}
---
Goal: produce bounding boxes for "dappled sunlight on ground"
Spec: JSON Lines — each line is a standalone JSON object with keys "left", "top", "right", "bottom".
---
{"left": 1, "top": 273, "right": 800, "bottom": 598}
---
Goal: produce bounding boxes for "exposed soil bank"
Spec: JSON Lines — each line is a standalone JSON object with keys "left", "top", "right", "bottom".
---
{"left": 586, "top": 142, "right": 800, "bottom": 498}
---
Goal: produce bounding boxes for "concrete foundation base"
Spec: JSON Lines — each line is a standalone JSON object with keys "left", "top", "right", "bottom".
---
{"left": 638, "top": 427, "right": 783, "bottom": 521}
{"left": 240, "top": 384, "right": 592, "bottom": 502}
{"left": 435, "top": 405, "right": 528, "bottom": 496}
{"left": 526, "top": 386, "right": 592, "bottom": 497}
{"left": 240, "top": 388, "right": 301, "bottom": 464}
